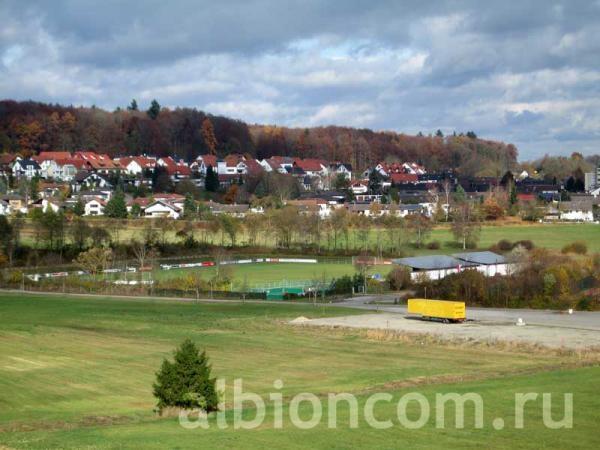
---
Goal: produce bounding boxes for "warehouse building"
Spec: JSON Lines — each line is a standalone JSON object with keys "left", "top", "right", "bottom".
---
{"left": 393, "top": 251, "right": 510, "bottom": 281}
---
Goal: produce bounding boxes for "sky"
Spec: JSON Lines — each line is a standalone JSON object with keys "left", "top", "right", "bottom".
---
{"left": 1, "top": 0, "right": 599, "bottom": 160}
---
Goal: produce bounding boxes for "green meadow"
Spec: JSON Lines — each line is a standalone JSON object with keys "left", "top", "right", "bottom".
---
{"left": 0, "top": 293, "right": 597, "bottom": 449}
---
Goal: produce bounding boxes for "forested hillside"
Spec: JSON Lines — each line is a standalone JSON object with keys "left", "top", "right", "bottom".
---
{"left": 0, "top": 100, "right": 518, "bottom": 176}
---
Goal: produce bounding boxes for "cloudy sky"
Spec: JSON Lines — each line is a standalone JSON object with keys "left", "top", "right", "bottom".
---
{"left": 1, "top": 0, "right": 599, "bottom": 159}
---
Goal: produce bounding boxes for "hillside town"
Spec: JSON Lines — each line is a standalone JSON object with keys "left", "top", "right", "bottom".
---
{"left": 1, "top": 150, "right": 599, "bottom": 222}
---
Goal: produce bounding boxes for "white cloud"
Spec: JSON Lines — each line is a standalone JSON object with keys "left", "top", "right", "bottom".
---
{"left": 0, "top": 0, "right": 599, "bottom": 159}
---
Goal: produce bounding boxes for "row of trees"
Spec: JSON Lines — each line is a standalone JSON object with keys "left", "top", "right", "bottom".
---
{"left": 0, "top": 200, "right": 483, "bottom": 269}
{"left": 1, "top": 100, "right": 519, "bottom": 175}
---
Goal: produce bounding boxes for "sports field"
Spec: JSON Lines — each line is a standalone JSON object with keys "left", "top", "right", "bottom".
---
{"left": 153, "top": 262, "right": 391, "bottom": 288}
{"left": 0, "top": 293, "right": 597, "bottom": 448}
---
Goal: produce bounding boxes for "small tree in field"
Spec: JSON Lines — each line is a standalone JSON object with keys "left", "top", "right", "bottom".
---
{"left": 153, "top": 339, "right": 219, "bottom": 414}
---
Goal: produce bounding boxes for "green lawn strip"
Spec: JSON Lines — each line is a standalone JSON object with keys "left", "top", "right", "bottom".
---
{"left": 0, "top": 293, "right": 562, "bottom": 428}
{"left": 2, "top": 366, "right": 597, "bottom": 449}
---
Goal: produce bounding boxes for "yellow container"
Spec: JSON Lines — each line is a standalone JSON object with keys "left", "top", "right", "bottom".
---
{"left": 407, "top": 299, "right": 466, "bottom": 321}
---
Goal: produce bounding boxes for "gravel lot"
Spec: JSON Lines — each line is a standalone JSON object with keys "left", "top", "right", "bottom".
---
{"left": 299, "top": 309, "right": 600, "bottom": 349}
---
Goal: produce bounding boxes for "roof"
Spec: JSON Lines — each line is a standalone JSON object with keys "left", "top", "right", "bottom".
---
{"left": 127, "top": 197, "right": 152, "bottom": 207}
{"left": 0, "top": 154, "right": 17, "bottom": 165}
{"left": 16, "top": 159, "right": 41, "bottom": 169}
{"left": 244, "top": 158, "right": 264, "bottom": 174}
{"left": 153, "top": 193, "right": 185, "bottom": 201}
{"left": 393, "top": 255, "right": 476, "bottom": 270}
{"left": 391, "top": 173, "right": 419, "bottom": 184}
{"left": 119, "top": 156, "right": 156, "bottom": 169}
{"left": 398, "top": 204, "right": 424, "bottom": 211}
{"left": 85, "top": 197, "right": 107, "bottom": 206}
{"left": 294, "top": 158, "right": 327, "bottom": 172}
{"left": 146, "top": 200, "right": 181, "bottom": 212}
{"left": 74, "top": 152, "right": 119, "bottom": 170}
{"left": 206, "top": 201, "right": 249, "bottom": 213}
{"left": 37, "top": 151, "right": 72, "bottom": 160}
{"left": 198, "top": 154, "right": 218, "bottom": 168}
{"left": 330, "top": 162, "right": 353, "bottom": 171}
{"left": 452, "top": 251, "right": 506, "bottom": 265}
{"left": 55, "top": 158, "right": 86, "bottom": 169}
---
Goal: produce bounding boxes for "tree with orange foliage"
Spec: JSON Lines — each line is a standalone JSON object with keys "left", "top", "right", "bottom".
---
{"left": 482, "top": 196, "right": 505, "bottom": 220}
{"left": 223, "top": 184, "right": 239, "bottom": 204}
{"left": 201, "top": 118, "right": 218, "bottom": 155}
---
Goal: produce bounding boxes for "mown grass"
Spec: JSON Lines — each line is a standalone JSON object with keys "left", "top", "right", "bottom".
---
{"left": 4, "top": 366, "right": 598, "bottom": 449}
{"left": 153, "top": 262, "right": 391, "bottom": 287}
{"left": 0, "top": 293, "right": 597, "bottom": 449}
{"left": 20, "top": 220, "right": 600, "bottom": 255}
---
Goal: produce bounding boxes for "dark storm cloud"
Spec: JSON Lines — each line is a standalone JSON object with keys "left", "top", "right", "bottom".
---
{"left": 1, "top": 0, "right": 599, "bottom": 159}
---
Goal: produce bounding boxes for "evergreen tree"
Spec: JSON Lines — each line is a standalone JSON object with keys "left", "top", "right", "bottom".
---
{"left": 73, "top": 199, "right": 85, "bottom": 216}
{"left": 130, "top": 203, "right": 142, "bottom": 218}
{"left": 205, "top": 166, "right": 219, "bottom": 192}
{"left": 147, "top": 99, "right": 161, "bottom": 120}
{"left": 153, "top": 339, "right": 218, "bottom": 412}
{"left": 29, "top": 176, "right": 40, "bottom": 201}
{"left": 127, "top": 99, "right": 138, "bottom": 111}
{"left": 367, "top": 169, "right": 382, "bottom": 194}
{"left": 509, "top": 184, "right": 517, "bottom": 205}
{"left": 104, "top": 191, "right": 128, "bottom": 218}
{"left": 183, "top": 193, "right": 197, "bottom": 218}
{"left": 454, "top": 185, "right": 467, "bottom": 203}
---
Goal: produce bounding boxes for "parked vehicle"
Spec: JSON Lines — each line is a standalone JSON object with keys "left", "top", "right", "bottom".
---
{"left": 407, "top": 299, "right": 466, "bottom": 323}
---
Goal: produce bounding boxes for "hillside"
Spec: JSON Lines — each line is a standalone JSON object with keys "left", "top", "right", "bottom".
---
{"left": 0, "top": 100, "right": 518, "bottom": 176}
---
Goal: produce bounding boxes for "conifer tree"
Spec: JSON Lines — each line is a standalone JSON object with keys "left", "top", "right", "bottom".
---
{"left": 153, "top": 339, "right": 218, "bottom": 413}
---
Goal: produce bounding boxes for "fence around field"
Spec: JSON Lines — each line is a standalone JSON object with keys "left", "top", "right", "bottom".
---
{"left": 19, "top": 256, "right": 354, "bottom": 282}
{"left": 0, "top": 278, "right": 269, "bottom": 301}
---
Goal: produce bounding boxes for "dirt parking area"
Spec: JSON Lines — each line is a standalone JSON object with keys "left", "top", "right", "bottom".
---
{"left": 298, "top": 313, "right": 600, "bottom": 349}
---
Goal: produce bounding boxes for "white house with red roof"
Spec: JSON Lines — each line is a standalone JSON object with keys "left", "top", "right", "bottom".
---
{"left": 74, "top": 151, "right": 120, "bottom": 174}
{"left": 117, "top": 156, "right": 156, "bottom": 175}
{"left": 350, "top": 180, "right": 368, "bottom": 194}
{"left": 193, "top": 154, "right": 218, "bottom": 175}
{"left": 293, "top": 158, "right": 329, "bottom": 177}
{"left": 143, "top": 200, "right": 182, "bottom": 219}
{"left": 156, "top": 157, "right": 191, "bottom": 182}
{"left": 371, "top": 161, "right": 426, "bottom": 178}
{"left": 84, "top": 197, "right": 106, "bottom": 216}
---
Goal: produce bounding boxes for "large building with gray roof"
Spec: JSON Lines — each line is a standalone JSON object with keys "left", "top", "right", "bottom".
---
{"left": 393, "top": 251, "right": 511, "bottom": 280}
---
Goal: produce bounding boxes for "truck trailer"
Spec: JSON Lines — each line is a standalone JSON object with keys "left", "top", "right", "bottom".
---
{"left": 407, "top": 299, "right": 466, "bottom": 323}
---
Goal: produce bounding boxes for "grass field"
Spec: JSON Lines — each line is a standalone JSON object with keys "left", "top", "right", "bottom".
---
{"left": 0, "top": 293, "right": 598, "bottom": 448}
{"left": 20, "top": 220, "right": 600, "bottom": 256}
{"left": 429, "top": 223, "right": 600, "bottom": 253}
{"left": 153, "top": 262, "right": 391, "bottom": 288}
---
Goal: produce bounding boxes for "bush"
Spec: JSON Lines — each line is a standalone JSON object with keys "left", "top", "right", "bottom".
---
{"left": 561, "top": 241, "right": 588, "bottom": 255}
{"left": 514, "top": 240, "right": 535, "bottom": 251}
{"left": 426, "top": 241, "right": 441, "bottom": 250}
{"left": 331, "top": 275, "right": 354, "bottom": 294}
{"left": 497, "top": 239, "right": 513, "bottom": 252}
{"left": 153, "top": 339, "right": 219, "bottom": 413}
{"left": 386, "top": 266, "right": 412, "bottom": 290}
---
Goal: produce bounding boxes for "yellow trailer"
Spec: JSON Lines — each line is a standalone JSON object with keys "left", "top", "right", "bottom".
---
{"left": 407, "top": 299, "right": 466, "bottom": 323}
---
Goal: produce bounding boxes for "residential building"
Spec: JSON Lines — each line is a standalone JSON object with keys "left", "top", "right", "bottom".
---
{"left": 144, "top": 200, "right": 182, "bottom": 219}
{"left": 84, "top": 198, "right": 106, "bottom": 216}
{"left": 12, "top": 159, "right": 41, "bottom": 179}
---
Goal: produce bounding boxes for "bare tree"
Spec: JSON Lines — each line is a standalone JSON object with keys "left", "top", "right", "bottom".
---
{"left": 442, "top": 179, "right": 452, "bottom": 222}
{"left": 451, "top": 202, "right": 481, "bottom": 250}
{"left": 132, "top": 239, "right": 158, "bottom": 282}
{"left": 406, "top": 213, "right": 432, "bottom": 248}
